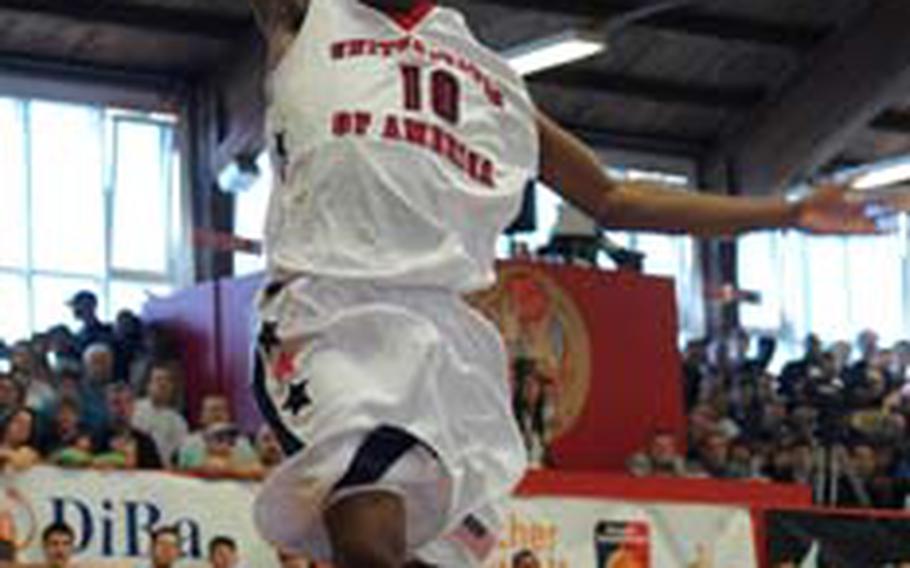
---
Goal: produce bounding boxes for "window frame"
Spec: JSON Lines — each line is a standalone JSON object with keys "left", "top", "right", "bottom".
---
{"left": 0, "top": 96, "right": 183, "bottom": 339}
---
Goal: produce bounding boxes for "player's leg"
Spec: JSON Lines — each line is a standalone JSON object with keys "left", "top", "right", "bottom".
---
{"left": 324, "top": 490, "right": 407, "bottom": 568}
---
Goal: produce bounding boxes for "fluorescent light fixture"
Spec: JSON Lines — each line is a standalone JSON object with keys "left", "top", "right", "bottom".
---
{"left": 852, "top": 156, "right": 910, "bottom": 190}
{"left": 504, "top": 30, "right": 607, "bottom": 77}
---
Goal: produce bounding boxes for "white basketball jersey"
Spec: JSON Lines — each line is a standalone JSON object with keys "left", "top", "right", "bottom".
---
{"left": 264, "top": 0, "right": 539, "bottom": 292}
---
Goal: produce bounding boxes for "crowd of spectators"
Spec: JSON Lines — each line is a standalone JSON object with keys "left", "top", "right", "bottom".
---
{"left": 628, "top": 328, "right": 910, "bottom": 509}
{"left": 0, "top": 290, "right": 285, "bottom": 481}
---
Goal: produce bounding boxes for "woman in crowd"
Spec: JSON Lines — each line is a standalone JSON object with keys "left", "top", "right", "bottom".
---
{"left": 0, "top": 407, "right": 41, "bottom": 471}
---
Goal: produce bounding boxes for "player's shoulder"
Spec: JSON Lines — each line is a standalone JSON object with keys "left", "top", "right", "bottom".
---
{"left": 250, "top": 0, "right": 308, "bottom": 69}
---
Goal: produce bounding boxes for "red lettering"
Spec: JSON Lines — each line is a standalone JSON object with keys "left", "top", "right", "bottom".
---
{"left": 353, "top": 112, "right": 372, "bottom": 135}
{"left": 350, "top": 39, "right": 366, "bottom": 56}
{"left": 401, "top": 65, "right": 422, "bottom": 112}
{"left": 430, "top": 124, "right": 447, "bottom": 155}
{"left": 488, "top": 87, "right": 504, "bottom": 108}
{"left": 479, "top": 160, "right": 495, "bottom": 187}
{"left": 448, "top": 137, "right": 467, "bottom": 169}
{"left": 331, "top": 42, "right": 346, "bottom": 60}
{"left": 431, "top": 70, "right": 460, "bottom": 125}
{"left": 467, "top": 152, "right": 480, "bottom": 179}
{"left": 382, "top": 115, "right": 402, "bottom": 140}
{"left": 403, "top": 118, "right": 429, "bottom": 145}
{"left": 332, "top": 112, "right": 353, "bottom": 136}
{"left": 378, "top": 41, "right": 395, "bottom": 57}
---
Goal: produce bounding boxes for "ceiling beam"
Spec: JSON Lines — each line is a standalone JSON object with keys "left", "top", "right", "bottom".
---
{"left": 706, "top": 0, "right": 910, "bottom": 194}
{"left": 533, "top": 69, "right": 765, "bottom": 109}
{"left": 0, "top": 51, "right": 186, "bottom": 110}
{"left": 541, "top": 116, "right": 709, "bottom": 158}
{"left": 0, "top": 0, "right": 251, "bottom": 40}
{"left": 475, "top": 0, "right": 828, "bottom": 49}
{"left": 0, "top": 51, "right": 187, "bottom": 93}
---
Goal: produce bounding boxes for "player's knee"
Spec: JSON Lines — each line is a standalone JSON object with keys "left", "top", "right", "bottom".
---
{"left": 326, "top": 492, "right": 408, "bottom": 568}
{"left": 333, "top": 535, "right": 404, "bottom": 568}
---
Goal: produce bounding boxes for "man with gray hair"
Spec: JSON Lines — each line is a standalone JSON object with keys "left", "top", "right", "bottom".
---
{"left": 78, "top": 342, "right": 118, "bottom": 436}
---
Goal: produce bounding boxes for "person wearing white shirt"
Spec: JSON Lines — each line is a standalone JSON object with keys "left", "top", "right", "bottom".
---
{"left": 132, "top": 362, "right": 188, "bottom": 467}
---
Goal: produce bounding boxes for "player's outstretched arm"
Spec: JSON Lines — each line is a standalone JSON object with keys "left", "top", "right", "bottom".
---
{"left": 536, "top": 112, "right": 887, "bottom": 237}
{"left": 249, "top": 0, "right": 307, "bottom": 67}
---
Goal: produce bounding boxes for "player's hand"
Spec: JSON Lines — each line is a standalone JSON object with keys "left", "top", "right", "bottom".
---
{"left": 793, "top": 183, "right": 893, "bottom": 235}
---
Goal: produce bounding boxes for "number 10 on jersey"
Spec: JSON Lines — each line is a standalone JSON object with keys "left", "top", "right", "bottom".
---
{"left": 400, "top": 65, "right": 461, "bottom": 126}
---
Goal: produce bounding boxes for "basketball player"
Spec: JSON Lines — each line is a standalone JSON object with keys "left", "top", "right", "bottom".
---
{"left": 248, "top": 1, "right": 889, "bottom": 566}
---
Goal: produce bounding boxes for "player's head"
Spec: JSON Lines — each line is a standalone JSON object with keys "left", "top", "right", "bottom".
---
{"left": 67, "top": 290, "right": 98, "bottom": 323}
{"left": 42, "top": 522, "right": 75, "bottom": 567}
{"left": 512, "top": 549, "right": 541, "bottom": 568}
{"left": 208, "top": 536, "right": 238, "bottom": 568}
{"left": 150, "top": 526, "right": 182, "bottom": 568}
{"left": 147, "top": 362, "right": 180, "bottom": 407}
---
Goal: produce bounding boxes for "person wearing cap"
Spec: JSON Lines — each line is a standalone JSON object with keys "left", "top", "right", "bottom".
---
{"left": 194, "top": 422, "right": 263, "bottom": 479}
{"left": 176, "top": 395, "right": 258, "bottom": 471}
{"left": 67, "top": 291, "right": 114, "bottom": 355}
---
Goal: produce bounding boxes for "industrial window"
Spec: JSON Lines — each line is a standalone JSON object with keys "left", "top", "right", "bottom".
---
{"left": 739, "top": 228, "right": 908, "bottom": 355}
{"left": 0, "top": 97, "right": 181, "bottom": 342}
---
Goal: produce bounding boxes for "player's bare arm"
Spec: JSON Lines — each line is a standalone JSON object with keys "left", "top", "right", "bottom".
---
{"left": 536, "top": 111, "right": 885, "bottom": 236}
{"left": 249, "top": 0, "right": 307, "bottom": 68}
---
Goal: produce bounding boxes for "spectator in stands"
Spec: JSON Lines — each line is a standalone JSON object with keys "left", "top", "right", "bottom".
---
{"left": 753, "top": 401, "right": 792, "bottom": 443}
{"left": 779, "top": 334, "right": 825, "bottom": 399}
{"left": 688, "top": 432, "right": 734, "bottom": 479}
{"left": 255, "top": 425, "right": 285, "bottom": 473}
{"left": 134, "top": 362, "right": 188, "bottom": 466}
{"left": 102, "top": 383, "right": 162, "bottom": 469}
{"left": 93, "top": 424, "right": 142, "bottom": 470}
{"left": 681, "top": 338, "right": 710, "bottom": 411}
{"left": 209, "top": 536, "right": 242, "bottom": 568}
{"left": 177, "top": 395, "right": 257, "bottom": 472}
{"left": 687, "top": 404, "right": 722, "bottom": 448}
{"left": 133, "top": 324, "right": 181, "bottom": 397}
{"left": 790, "top": 440, "right": 818, "bottom": 486}
{"left": 892, "top": 340, "right": 910, "bottom": 383}
{"left": 68, "top": 290, "right": 114, "bottom": 354}
{"left": 79, "top": 342, "right": 117, "bottom": 435}
{"left": 149, "top": 526, "right": 182, "bottom": 568}
{"left": 846, "top": 330, "right": 893, "bottom": 404}
{"left": 727, "top": 438, "right": 762, "bottom": 479}
{"left": 835, "top": 442, "right": 904, "bottom": 509}
{"left": 113, "top": 310, "right": 146, "bottom": 386}
{"left": 0, "top": 374, "right": 24, "bottom": 420}
{"left": 802, "top": 353, "right": 846, "bottom": 418}
{"left": 789, "top": 405, "right": 819, "bottom": 441}
{"left": 194, "top": 422, "right": 263, "bottom": 478}
{"left": 46, "top": 325, "right": 82, "bottom": 375}
{"left": 0, "top": 407, "right": 41, "bottom": 471}
{"left": 41, "top": 396, "right": 94, "bottom": 466}
{"left": 9, "top": 340, "right": 56, "bottom": 415}
{"left": 42, "top": 521, "right": 76, "bottom": 568}
{"left": 626, "top": 430, "right": 687, "bottom": 477}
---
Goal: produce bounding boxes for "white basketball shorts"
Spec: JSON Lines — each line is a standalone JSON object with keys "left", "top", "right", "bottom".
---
{"left": 251, "top": 276, "right": 527, "bottom": 566}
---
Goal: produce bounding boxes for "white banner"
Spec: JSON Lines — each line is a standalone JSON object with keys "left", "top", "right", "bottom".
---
{"left": 3, "top": 468, "right": 757, "bottom": 567}
{"left": 486, "top": 498, "right": 757, "bottom": 568}
{"left": 6, "top": 467, "right": 278, "bottom": 567}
